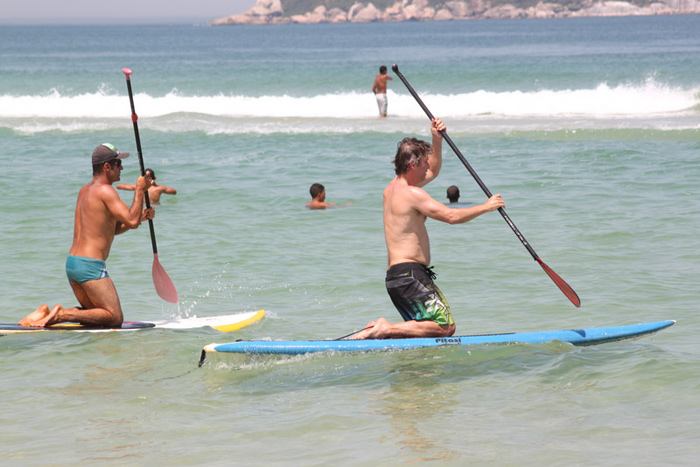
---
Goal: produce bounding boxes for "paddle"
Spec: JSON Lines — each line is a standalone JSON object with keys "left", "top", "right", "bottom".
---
{"left": 392, "top": 64, "right": 580, "bottom": 307}
{"left": 122, "top": 68, "right": 178, "bottom": 304}
{"left": 334, "top": 325, "right": 373, "bottom": 340}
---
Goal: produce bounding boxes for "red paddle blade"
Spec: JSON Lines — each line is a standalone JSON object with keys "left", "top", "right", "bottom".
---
{"left": 152, "top": 254, "right": 178, "bottom": 303}
{"left": 536, "top": 258, "right": 581, "bottom": 307}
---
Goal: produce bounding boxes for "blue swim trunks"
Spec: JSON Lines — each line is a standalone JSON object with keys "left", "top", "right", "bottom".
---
{"left": 385, "top": 262, "right": 454, "bottom": 326}
{"left": 66, "top": 255, "right": 109, "bottom": 283}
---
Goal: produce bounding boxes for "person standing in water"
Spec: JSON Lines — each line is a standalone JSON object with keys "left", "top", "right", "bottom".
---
{"left": 372, "top": 65, "right": 393, "bottom": 118}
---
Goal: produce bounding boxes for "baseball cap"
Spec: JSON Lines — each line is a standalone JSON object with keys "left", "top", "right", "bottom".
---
{"left": 92, "top": 143, "right": 130, "bottom": 165}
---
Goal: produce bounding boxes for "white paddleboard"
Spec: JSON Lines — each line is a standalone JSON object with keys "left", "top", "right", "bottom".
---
{"left": 0, "top": 309, "right": 265, "bottom": 334}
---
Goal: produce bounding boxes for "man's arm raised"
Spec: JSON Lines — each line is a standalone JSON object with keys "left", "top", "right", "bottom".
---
{"left": 420, "top": 118, "right": 446, "bottom": 187}
{"left": 110, "top": 175, "right": 152, "bottom": 235}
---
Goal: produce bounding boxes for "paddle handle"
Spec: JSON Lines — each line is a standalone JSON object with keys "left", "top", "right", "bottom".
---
{"left": 123, "top": 68, "right": 158, "bottom": 255}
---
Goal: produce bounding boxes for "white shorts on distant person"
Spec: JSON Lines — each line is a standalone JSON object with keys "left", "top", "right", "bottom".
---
{"left": 375, "top": 93, "right": 388, "bottom": 116}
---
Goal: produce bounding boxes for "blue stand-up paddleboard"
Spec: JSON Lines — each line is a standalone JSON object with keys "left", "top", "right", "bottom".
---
{"left": 1, "top": 310, "right": 265, "bottom": 334}
{"left": 199, "top": 320, "right": 674, "bottom": 364}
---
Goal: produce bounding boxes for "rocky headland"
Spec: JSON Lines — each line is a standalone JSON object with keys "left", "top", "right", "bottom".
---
{"left": 210, "top": 0, "right": 700, "bottom": 25}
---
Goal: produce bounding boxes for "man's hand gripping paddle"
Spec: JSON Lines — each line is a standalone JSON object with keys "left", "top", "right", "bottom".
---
{"left": 392, "top": 64, "right": 580, "bottom": 307}
{"left": 123, "top": 68, "right": 178, "bottom": 304}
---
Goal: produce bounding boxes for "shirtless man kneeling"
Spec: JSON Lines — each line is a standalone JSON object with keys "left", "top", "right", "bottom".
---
{"left": 353, "top": 118, "right": 504, "bottom": 339}
{"left": 19, "top": 143, "right": 154, "bottom": 328}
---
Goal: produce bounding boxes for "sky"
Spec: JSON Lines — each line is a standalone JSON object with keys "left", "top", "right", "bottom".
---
{"left": 1, "top": 0, "right": 257, "bottom": 24}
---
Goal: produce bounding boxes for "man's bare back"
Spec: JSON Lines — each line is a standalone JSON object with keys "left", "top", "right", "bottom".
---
{"left": 383, "top": 177, "right": 433, "bottom": 266}
{"left": 373, "top": 73, "right": 391, "bottom": 94}
{"left": 20, "top": 143, "right": 153, "bottom": 328}
{"left": 71, "top": 182, "right": 125, "bottom": 260}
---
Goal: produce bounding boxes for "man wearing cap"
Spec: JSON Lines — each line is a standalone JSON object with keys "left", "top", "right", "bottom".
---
{"left": 19, "top": 143, "right": 154, "bottom": 328}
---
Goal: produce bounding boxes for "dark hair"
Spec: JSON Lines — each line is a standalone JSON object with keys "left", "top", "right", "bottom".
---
{"left": 145, "top": 168, "right": 156, "bottom": 179}
{"left": 447, "top": 185, "right": 460, "bottom": 202}
{"left": 379, "top": 65, "right": 387, "bottom": 73}
{"left": 92, "top": 159, "right": 117, "bottom": 176}
{"left": 392, "top": 137, "right": 431, "bottom": 175}
{"left": 309, "top": 183, "right": 325, "bottom": 199}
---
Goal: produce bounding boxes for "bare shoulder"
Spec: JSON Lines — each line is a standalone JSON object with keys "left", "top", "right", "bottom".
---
{"left": 306, "top": 200, "right": 328, "bottom": 210}
{"left": 96, "top": 182, "right": 118, "bottom": 195}
{"left": 91, "top": 183, "right": 121, "bottom": 204}
{"left": 402, "top": 183, "right": 430, "bottom": 200}
{"left": 386, "top": 179, "right": 428, "bottom": 207}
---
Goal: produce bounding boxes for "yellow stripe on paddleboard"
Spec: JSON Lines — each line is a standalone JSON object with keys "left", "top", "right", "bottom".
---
{"left": 210, "top": 309, "right": 265, "bottom": 333}
{"left": 0, "top": 328, "right": 44, "bottom": 334}
{"left": 0, "top": 323, "right": 122, "bottom": 334}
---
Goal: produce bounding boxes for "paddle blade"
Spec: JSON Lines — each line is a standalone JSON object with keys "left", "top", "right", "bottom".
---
{"left": 152, "top": 254, "right": 178, "bottom": 303}
{"left": 536, "top": 258, "right": 580, "bottom": 307}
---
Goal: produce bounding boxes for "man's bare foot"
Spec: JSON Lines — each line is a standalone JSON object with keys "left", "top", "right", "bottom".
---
{"left": 30, "top": 304, "right": 64, "bottom": 327}
{"left": 19, "top": 304, "right": 51, "bottom": 326}
{"left": 19, "top": 304, "right": 63, "bottom": 327}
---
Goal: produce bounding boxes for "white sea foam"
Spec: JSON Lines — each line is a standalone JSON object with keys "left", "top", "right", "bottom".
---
{"left": 1, "top": 78, "right": 697, "bottom": 120}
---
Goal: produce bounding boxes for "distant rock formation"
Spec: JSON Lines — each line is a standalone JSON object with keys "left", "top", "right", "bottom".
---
{"left": 210, "top": 0, "right": 700, "bottom": 25}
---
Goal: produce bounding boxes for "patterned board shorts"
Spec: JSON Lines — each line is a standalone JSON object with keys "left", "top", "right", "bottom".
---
{"left": 385, "top": 262, "right": 454, "bottom": 326}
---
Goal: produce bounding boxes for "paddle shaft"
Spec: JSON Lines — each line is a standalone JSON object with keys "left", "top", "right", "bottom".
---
{"left": 123, "top": 69, "right": 158, "bottom": 255}
{"left": 335, "top": 325, "right": 373, "bottom": 340}
{"left": 122, "top": 68, "right": 178, "bottom": 303}
{"left": 392, "top": 64, "right": 580, "bottom": 307}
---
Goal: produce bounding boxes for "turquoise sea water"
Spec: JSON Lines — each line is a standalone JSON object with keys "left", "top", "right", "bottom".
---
{"left": 1, "top": 15, "right": 700, "bottom": 465}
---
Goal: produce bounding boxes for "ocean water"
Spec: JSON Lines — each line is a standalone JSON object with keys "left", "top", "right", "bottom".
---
{"left": 1, "top": 15, "right": 700, "bottom": 465}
